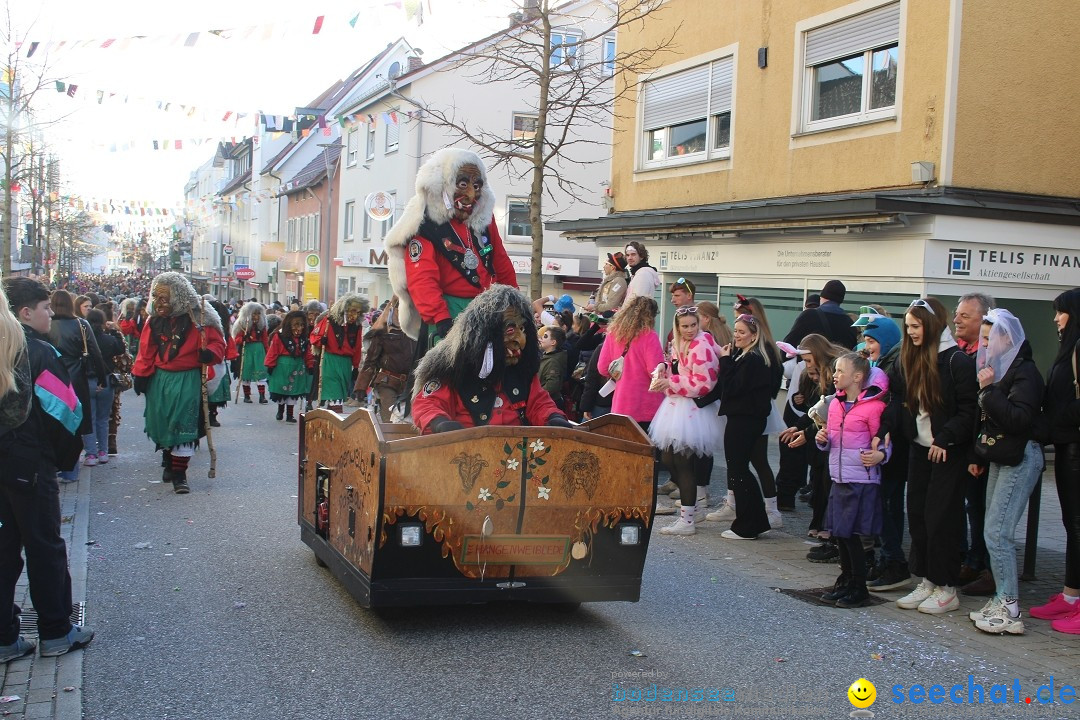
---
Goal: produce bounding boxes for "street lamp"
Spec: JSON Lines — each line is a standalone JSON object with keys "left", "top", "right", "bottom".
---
{"left": 317, "top": 141, "right": 344, "bottom": 302}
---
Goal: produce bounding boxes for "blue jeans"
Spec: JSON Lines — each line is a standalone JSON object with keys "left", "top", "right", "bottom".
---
{"left": 983, "top": 441, "right": 1044, "bottom": 601}
{"left": 83, "top": 383, "right": 116, "bottom": 456}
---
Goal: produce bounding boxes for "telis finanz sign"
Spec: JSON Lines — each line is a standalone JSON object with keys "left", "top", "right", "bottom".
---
{"left": 927, "top": 241, "right": 1080, "bottom": 286}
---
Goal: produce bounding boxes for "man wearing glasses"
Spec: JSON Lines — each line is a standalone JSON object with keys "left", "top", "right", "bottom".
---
{"left": 783, "top": 279, "right": 858, "bottom": 349}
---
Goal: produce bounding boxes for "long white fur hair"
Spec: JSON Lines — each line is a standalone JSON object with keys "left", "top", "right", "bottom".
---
{"left": 385, "top": 147, "right": 497, "bottom": 340}
{"left": 149, "top": 272, "right": 222, "bottom": 333}
{"left": 232, "top": 301, "right": 267, "bottom": 337}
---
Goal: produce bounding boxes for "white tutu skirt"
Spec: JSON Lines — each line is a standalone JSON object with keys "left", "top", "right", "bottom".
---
{"left": 764, "top": 403, "right": 786, "bottom": 435}
{"left": 649, "top": 395, "right": 726, "bottom": 457}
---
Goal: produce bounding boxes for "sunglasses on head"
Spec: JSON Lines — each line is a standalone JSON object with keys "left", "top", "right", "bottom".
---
{"left": 735, "top": 313, "right": 757, "bottom": 327}
{"left": 908, "top": 298, "right": 935, "bottom": 315}
{"left": 674, "top": 305, "right": 698, "bottom": 317}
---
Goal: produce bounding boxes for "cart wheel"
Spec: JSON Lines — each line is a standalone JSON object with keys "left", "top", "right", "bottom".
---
{"left": 313, "top": 552, "right": 328, "bottom": 568}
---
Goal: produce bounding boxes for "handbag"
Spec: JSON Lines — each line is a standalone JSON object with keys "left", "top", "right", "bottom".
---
{"left": 974, "top": 408, "right": 1026, "bottom": 466}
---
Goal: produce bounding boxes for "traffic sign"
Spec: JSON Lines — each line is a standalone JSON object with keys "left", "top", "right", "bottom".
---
{"left": 235, "top": 267, "right": 256, "bottom": 281}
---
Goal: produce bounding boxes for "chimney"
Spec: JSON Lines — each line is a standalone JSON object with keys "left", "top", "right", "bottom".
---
{"left": 407, "top": 56, "right": 424, "bottom": 73}
{"left": 524, "top": 0, "right": 541, "bottom": 19}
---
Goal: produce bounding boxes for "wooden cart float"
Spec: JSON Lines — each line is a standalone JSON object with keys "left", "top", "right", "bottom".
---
{"left": 298, "top": 408, "right": 657, "bottom": 607}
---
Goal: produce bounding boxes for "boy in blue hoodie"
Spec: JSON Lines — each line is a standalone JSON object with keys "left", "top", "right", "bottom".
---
{"left": 860, "top": 317, "right": 910, "bottom": 591}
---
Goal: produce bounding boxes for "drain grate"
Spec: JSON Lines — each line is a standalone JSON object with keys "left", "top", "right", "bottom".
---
{"left": 774, "top": 587, "right": 887, "bottom": 607}
{"left": 19, "top": 602, "right": 86, "bottom": 637}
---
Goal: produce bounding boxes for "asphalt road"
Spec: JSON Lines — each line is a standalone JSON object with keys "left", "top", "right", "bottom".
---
{"left": 81, "top": 394, "right": 1069, "bottom": 720}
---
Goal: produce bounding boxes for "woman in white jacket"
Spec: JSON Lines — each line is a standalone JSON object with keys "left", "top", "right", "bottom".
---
{"left": 623, "top": 241, "right": 660, "bottom": 303}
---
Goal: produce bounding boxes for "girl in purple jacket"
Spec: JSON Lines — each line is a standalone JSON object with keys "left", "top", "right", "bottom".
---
{"left": 815, "top": 353, "right": 889, "bottom": 608}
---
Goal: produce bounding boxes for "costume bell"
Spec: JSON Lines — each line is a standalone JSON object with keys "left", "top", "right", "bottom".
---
{"left": 411, "top": 285, "right": 570, "bottom": 434}
{"left": 132, "top": 273, "right": 225, "bottom": 494}
{"left": 386, "top": 148, "right": 517, "bottom": 346}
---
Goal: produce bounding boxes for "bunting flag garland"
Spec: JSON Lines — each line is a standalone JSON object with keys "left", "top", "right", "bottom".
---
{"left": 336, "top": 109, "right": 420, "bottom": 129}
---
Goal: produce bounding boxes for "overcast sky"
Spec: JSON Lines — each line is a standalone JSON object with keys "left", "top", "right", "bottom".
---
{"left": 12, "top": 0, "right": 519, "bottom": 205}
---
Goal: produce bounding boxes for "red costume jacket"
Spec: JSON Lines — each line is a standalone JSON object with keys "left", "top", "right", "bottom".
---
{"left": 236, "top": 327, "right": 269, "bottom": 351}
{"left": 309, "top": 317, "right": 363, "bottom": 368}
{"left": 265, "top": 333, "right": 315, "bottom": 370}
{"left": 118, "top": 317, "right": 139, "bottom": 338}
{"left": 405, "top": 217, "right": 517, "bottom": 325}
{"left": 412, "top": 374, "right": 563, "bottom": 434}
{"left": 133, "top": 317, "right": 226, "bottom": 376}
{"left": 223, "top": 333, "right": 239, "bottom": 361}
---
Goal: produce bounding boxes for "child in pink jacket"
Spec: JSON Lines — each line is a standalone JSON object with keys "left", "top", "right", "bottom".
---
{"left": 597, "top": 299, "right": 664, "bottom": 427}
{"left": 815, "top": 352, "right": 889, "bottom": 608}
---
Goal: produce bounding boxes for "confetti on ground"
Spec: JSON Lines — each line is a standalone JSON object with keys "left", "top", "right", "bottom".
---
{"left": 63, "top": 687, "right": 75, "bottom": 692}
{"left": 0, "top": 697, "right": 18, "bottom": 704}
{"left": 134, "top": 542, "right": 152, "bottom": 549}
{"left": 629, "top": 650, "right": 646, "bottom": 658}
{"left": 870, "top": 653, "right": 884, "bottom": 660}
{"left": 233, "top": 601, "right": 247, "bottom": 609}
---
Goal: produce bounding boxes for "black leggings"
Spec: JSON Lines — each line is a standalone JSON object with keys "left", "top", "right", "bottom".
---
{"left": 695, "top": 455, "right": 713, "bottom": 488}
{"left": 837, "top": 536, "right": 866, "bottom": 583}
{"left": 751, "top": 435, "right": 776, "bottom": 498}
{"left": 662, "top": 449, "right": 699, "bottom": 509}
{"left": 1055, "top": 443, "right": 1080, "bottom": 589}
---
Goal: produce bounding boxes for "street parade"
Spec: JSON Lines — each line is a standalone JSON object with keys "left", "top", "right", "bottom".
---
{"left": 1, "top": 1, "right": 1078, "bottom": 718}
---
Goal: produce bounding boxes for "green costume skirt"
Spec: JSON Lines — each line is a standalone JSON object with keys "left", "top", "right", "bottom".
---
{"left": 208, "top": 370, "right": 231, "bottom": 405}
{"left": 318, "top": 352, "right": 353, "bottom": 402}
{"left": 269, "top": 355, "right": 312, "bottom": 400}
{"left": 144, "top": 368, "right": 202, "bottom": 449}
{"left": 425, "top": 294, "right": 474, "bottom": 350}
{"left": 241, "top": 342, "right": 268, "bottom": 382}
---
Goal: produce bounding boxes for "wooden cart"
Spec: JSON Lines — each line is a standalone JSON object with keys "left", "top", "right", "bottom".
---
{"left": 298, "top": 408, "right": 656, "bottom": 607}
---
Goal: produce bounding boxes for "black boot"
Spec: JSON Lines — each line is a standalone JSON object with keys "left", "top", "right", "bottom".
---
{"left": 807, "top": 540, "right": 839, "bottom": 563}
{"left": 258, "top": 388, "right": 268, "bottom": 404}
{"left": 276, "top": 404, "right": 285, "bottom": 421}
{"left": 209, "top": 408, "right": 221, "bottom": 428}
{"left": 167, "top": 469, "right": 190, "bottom": 494}
{"left": 243, "top": 386, "right": 252, "bottom": 403}
{"left": 821, "top": 574, "right": 851, "bottom": 603}
{"left": 836, "top": 583, "right": 870, "bottom": 608}
{"left": 286, "top": 406, "right": 297, "bottom": 423}
{"left": 161, "top": 450, "right": 172, "bottom": 468}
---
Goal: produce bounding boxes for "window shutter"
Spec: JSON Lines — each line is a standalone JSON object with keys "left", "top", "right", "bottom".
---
{"left": 805, "top": 2, "right": 900, "bottom": 67}
{"left": 642, "top": 64, "right": 710, "bottom": 131}
{"left": 709, "top": 57, "right": 734, "bottom": 115}
{"left": 386, "top": 116, "right": 400, "bottom": 148}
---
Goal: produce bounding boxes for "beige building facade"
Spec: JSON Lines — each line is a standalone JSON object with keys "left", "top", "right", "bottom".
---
{"left": 553, "top": 0, "right": 1080, "bottom": 367}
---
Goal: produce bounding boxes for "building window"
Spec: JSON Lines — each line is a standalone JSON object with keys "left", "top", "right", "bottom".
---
{"left": 512, "top": 113, "right": 538, "bottom": 145}
{"left": 366, "top": 123, "right": 376, "bottom": 160}
{"left": 344, "top": 201, "right": 355, "bottom": 241}
{"left": 346, "top": 129, "right": 359, "bottom": 166}
{"left": 507, "top": 199, "right": 530, "bottom": 237}
{"left": 287, "top": 218, "right": 296, "bottom": 251}
{"left": 602, "top": 36, "right": 616, "bottom": 76}
{"left": 362, "top": 208, "right": 371, "bottom": 241}
{"left": 385, "top": 109, "right": 400, "bottom": 152}
{"left": 641, "top": 55, "right": 733, "bottom": 168}
{"left": 550, "top": 31, "right": 581, "bottom": 69}
{"left": 801, "top": 2, "right": 900, "bottom": 131}
{"left": 312, "top": 213, "right": 320, "bottom": 252}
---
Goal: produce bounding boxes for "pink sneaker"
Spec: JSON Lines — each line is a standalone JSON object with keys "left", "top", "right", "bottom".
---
{"left": 97, "top": 451, "right": 109, "bottom": 464}
{"left": 82, "top": 454, "right": 97, "bottom": 467}
{"left": 1030, "top": 593, "right": 1080, "bottom": 620}
{"left": 1051, "top": 612, "right": 1080, "bottom": 635}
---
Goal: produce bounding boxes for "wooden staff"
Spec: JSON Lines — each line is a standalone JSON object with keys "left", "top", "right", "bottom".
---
{"left": 194, "top": 300, "right": 217, "bottom": 479}
{"left": 234, "top": 333, "right": 246, "bottom": 403}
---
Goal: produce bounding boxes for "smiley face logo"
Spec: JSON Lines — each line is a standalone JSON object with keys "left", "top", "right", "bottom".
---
{"left": 848, "top": 678, "right": 876, "bottom": 709}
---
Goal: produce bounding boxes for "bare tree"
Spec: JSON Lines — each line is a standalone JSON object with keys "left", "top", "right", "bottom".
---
{"left": 394, "top": 0, "right": 676, "bottom": 294}
{"left": 0, "top": 8, "right": 70, "bottom": 275}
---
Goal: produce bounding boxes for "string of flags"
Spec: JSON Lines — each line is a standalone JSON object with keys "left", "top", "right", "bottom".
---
{"left": 16, "top": 1, "right": 432, "bottom": 58}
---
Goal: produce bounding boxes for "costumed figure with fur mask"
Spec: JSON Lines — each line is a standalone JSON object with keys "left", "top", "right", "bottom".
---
{"left": 117, "top": 297, "right": 140, "bottom": 355}
{"left": 412, "top": 285, "right": 571, "bottom": 434}
{"left": 353, "top": 296, "right": 416, "bottom": 422}
{"left": 386, "top": 148, "right": 517, "bottom": 348}
{"left": 265, "top": 310, "right": 315, "bottom": 423}
{"left": 132, "top": 272, "right": 226, "bottom": 494}
{"left": 303, "top": 300, "right": 326, "bottom": 411}
{"left": 233, "top": 302, "right": 270, "bottom": 404}
{"left": 205, "top": 296, "right": 238, "bottom": 427}
{"left": 309, "top": 293, "right": 368, "bottom": 412}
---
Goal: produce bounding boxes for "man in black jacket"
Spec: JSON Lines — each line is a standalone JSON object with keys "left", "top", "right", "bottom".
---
{"left": 0, "top": 278, "right": 95, "bottom": 662}
{"left": 783, "top": 279, "right": 858, "bottom": 349}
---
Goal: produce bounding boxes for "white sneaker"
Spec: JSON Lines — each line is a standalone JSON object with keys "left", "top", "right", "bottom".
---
{"left": 706, "top": 502, "right": 736, "bottom": 522}
{"left": 918, "top": 585, "right": 959, "bottom": 614}
{"left": 969, "top": 597, "right": 1002, "bottom": 623}
{"left": 720, "top": 529, "right": 756, "bottom": 540}
{"left": 897, "top": 580, "right": 935, "bottom": 609}
{"left": 669, "top": 488, "right": 681, "bottom": 500}
{"left": 974, "top": 604, "right": 1025, "bottom": 635}
{"left": 767, "top": 509, "right": 784, "bottom": 529}
{"left": 657, "top": 480, "right": 677, "bottom": 495}
{"left": 659, "top": 518, "right": 696, "bottom": 536}
{"left": 654, "top": 500, "right": 677, "bottom": 516}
